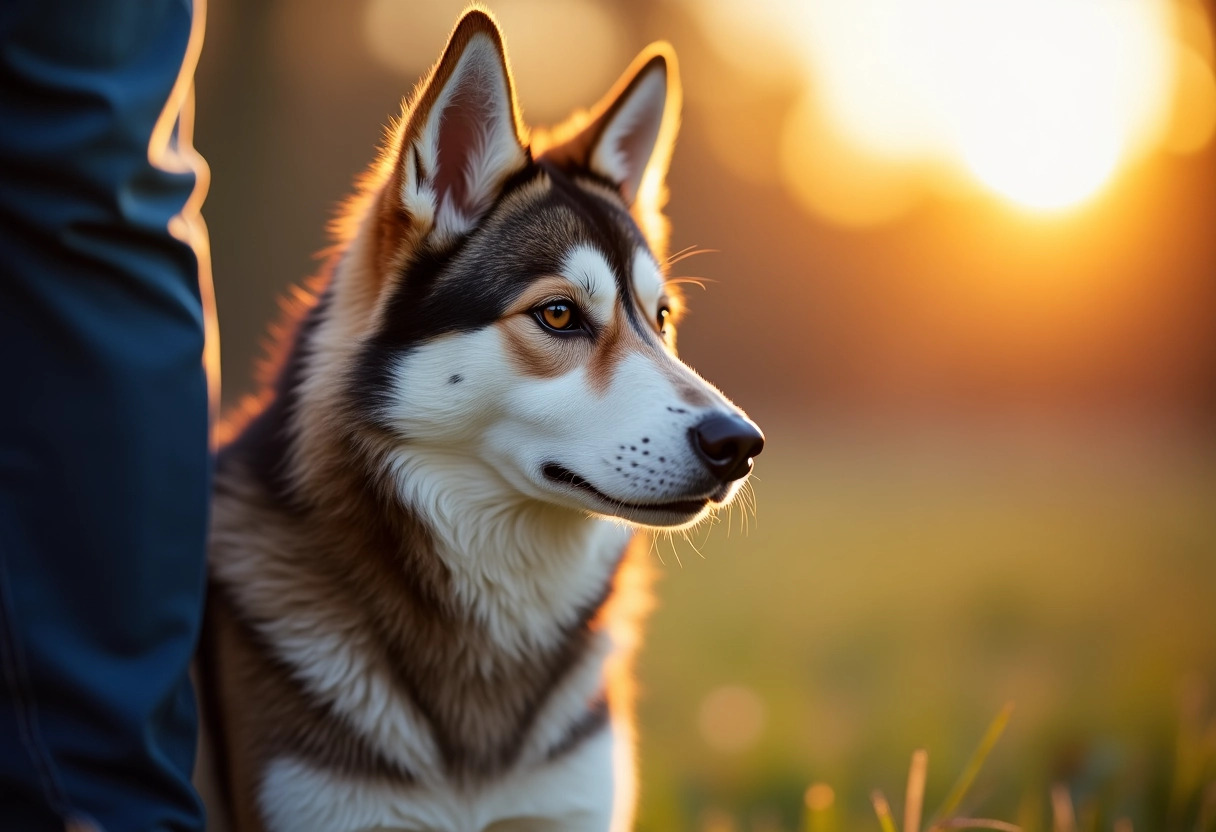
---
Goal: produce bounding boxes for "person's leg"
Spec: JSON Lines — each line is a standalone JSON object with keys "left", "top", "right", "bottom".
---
{"left": 0, "top": 1, "right": 212, "bottom": 829}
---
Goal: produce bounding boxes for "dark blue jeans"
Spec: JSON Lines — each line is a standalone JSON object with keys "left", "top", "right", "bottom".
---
{"left": 0, "top": 1, "right": 210, "bottom": 829}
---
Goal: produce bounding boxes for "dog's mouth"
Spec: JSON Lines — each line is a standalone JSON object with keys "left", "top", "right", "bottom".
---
{"left": 542, "top": 463, "right": 728, "bottom": 521}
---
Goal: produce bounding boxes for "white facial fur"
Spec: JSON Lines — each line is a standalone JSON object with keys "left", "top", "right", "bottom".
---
{"left": 630, "top": 247, "right": 665, "bottom": 317}
{"left": 380, "top": 243, "right": 753, "bottom": 532}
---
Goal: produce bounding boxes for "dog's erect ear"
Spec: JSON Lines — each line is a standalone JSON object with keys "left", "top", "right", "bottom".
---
{"left": 539, "top": 44, "right": 681, "bottom": 206}
{"left": 392, "top": 10, "right": 527, "bottom": 245}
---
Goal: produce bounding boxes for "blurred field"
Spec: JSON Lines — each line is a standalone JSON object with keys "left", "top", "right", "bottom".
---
{"left": 633, "top": 422, "right": 1216, "bottom": 831}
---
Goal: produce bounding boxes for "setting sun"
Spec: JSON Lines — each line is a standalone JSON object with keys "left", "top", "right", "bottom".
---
{"left": 940, "top": 0, "right": 1172, "bottom": 210}
{"left": 803, "top": 0, "right": 1174, "bottom": 211}
{"left": 696, "top": 0, "right": 1213, "bottom": 221}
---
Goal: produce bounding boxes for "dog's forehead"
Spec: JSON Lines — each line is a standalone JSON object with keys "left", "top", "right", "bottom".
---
{"left": 531, "top": 166, "right": 651, "bottom": 273}
{"left": 371, "top": 166, "right": 663, "bottom": 361}
{"left": 488, "top": 168, "right": 660, "bottom": 307}
{"left": 558, "top": 244, "right": 616, "bottom": 318}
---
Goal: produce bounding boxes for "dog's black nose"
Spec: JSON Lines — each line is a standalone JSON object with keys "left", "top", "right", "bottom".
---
{"left": 691, "top": 414, "right": 764, "bottom": 483}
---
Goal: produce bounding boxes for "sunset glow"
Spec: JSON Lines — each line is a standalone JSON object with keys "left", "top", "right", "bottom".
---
{"left": 696, "top": 0, "right": 1215, "bottom": 221}
{"left": 942, "top": 1, "right": 1170, "bottom": 210}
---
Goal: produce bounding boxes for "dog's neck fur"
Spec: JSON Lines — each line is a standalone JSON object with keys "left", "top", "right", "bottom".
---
{"left": 384, "top": 446, "right": 632, "bottom": 655}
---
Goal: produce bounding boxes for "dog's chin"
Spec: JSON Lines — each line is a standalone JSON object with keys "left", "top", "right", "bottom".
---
{"left": 541, "top": 463, "right": 730, "bottom": 529}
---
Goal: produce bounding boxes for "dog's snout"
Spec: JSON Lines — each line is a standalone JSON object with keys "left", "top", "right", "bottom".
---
{"left": 690, "top": 414, "right": 764, "bottom": 483}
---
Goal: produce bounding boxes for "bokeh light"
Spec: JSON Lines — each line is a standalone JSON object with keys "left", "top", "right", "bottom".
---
{"left": 804, "top": 782, "right": 835, "bottom": 812}
{"left": 1168, "top": 44, "right": 1216, "bottom": 154}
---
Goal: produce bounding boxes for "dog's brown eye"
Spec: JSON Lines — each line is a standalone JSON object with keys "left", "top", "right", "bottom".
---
{"left": 657, "top": 305, "right": 671, "bottom": 331}
{"left": 539, "top": 303, "right": 578, "bottom": 331}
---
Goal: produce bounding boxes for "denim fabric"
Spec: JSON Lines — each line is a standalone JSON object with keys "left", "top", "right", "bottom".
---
{"left": 0, "top": 1, "right": 209, "bottom": 829}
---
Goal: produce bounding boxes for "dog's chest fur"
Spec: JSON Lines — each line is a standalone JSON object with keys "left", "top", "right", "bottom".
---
{"left": 202, "top": 449, "right": 646, "bottom": 831}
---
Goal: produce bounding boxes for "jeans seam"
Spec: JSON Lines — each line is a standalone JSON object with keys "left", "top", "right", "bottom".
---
{"left": 0, "top": 526, "right": 78, "bottom": 822}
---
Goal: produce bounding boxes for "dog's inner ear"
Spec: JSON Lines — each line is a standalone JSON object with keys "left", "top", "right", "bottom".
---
{"left": 399, "top": 25, "right": 527, "bottom": 244}
{"left": 589, "top": 63, "right": 668, "bottom": 205}
{"left": 542, "top": 51, "right": 677, "bottom": 206}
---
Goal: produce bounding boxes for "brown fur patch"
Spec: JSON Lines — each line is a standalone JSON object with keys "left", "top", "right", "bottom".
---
{"left": 497, "top": 315, "right": 590, "bottom": 379}
{"left": 655, "top": 358, "right": 714, "bottom": 407}
{"left": 587, "top": 308, "right": 633, "bottom": 394}
{"left": 675, "top": 382, "right": 713, "bottom": 407}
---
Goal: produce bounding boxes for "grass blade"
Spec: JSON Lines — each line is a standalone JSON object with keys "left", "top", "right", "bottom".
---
{"left": 1199, "top": 781, "right": 1216, "bottom": 832}
{"left": 1050, "top": 784, "right": 1076, "bottom": 832}
{"left": 933, "top": 820, "right": 1022, "bottom": 831}
{"left": 932, "top": 702, "right": 1015, "bottom": 823}
{"left": 906, "top": 749, "right": 929, "bottom": 832}
{"left": 874, "top": 789, "right": 900, "bottom": 832}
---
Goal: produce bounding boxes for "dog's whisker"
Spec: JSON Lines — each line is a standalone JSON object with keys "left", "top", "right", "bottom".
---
{"left": 664, "top": 246, "right": 718, "bottom": 269}
{"left": 649, "top": 532, "right": 668, "bottom": 567}
{"left": 662, "top": 244, "right": 699, "bottom": 266}
{"left": 666, "top": 276, "right": 714, "bottom": 290}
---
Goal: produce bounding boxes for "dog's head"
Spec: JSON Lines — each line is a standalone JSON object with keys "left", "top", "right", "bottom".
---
{"left": 311, "top": 10, "right": 761, "bottom": 530}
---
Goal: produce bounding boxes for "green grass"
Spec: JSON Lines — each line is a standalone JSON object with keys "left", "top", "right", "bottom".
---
{"left": 632, "top": 424, "right": 1216, "bottom": 831}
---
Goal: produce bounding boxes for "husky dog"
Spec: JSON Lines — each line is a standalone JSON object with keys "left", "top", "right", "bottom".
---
{"left": 200, "top": 8, "right": 763, "bottom": 832}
